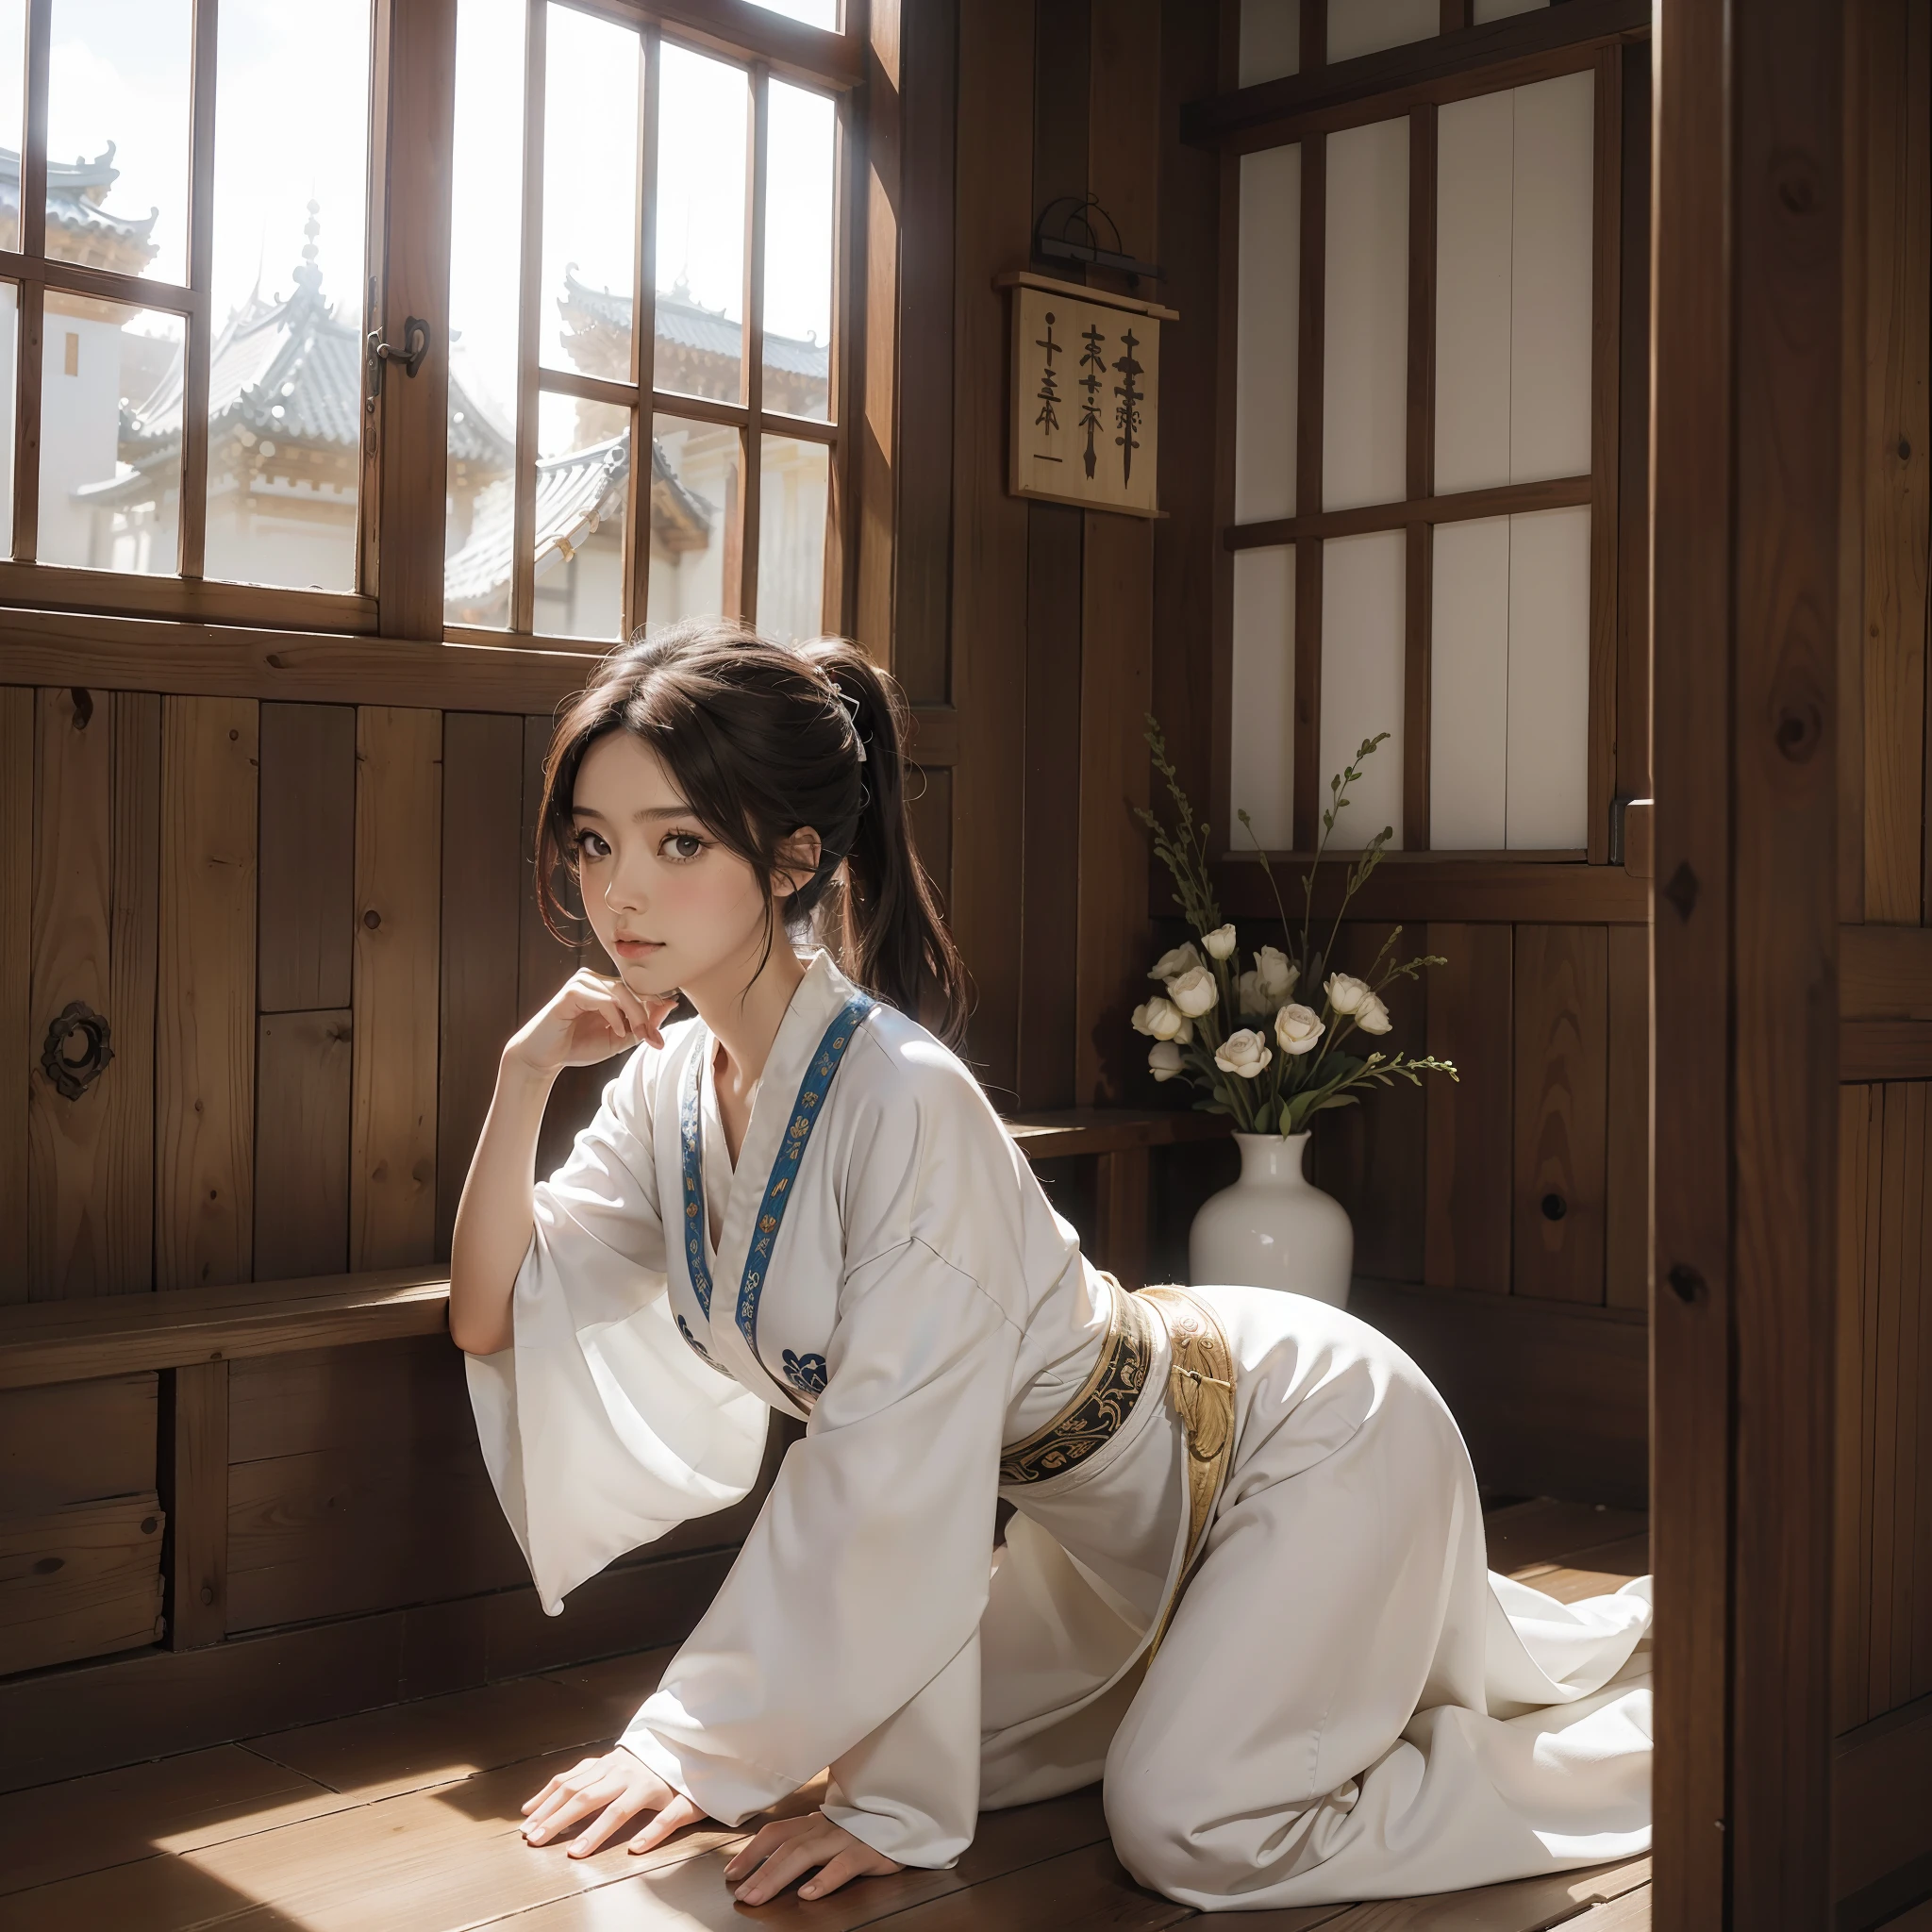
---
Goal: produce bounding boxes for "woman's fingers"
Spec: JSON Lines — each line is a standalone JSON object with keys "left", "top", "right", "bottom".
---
{"left": 523, "top": 1757, "right": 602, "bottom": 1816}
{"left": 626, "top": 1792, "right": 705, "bottom": 1856}
{"left": 722, "top": 1813, "right": 814, "bottom": 1881}
{"left": 524, "top": 1775, "right": 617, "bottom": 1842}
{"left": 731, "top": 1834, "right": 833, "bottom": 1907}
{"left": 799, "top": 1850, "right": 870, "bottom": 1900}
{"left": 567, "top": 1792, "right": 642, "bottom": 1859}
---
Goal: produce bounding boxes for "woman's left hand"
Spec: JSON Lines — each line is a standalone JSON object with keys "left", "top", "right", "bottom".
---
{"left": 723, "top": 1810, "right": 905, "bottom": 1904}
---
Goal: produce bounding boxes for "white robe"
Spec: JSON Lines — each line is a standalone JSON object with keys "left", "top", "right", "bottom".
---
{"left": 466, "top": 948, "right": 1653, "bottom": 1908}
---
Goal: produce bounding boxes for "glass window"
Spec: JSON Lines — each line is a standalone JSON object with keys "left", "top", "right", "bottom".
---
{"left": 202, "top": 0, "right": 372, "bottom": 591}
{"left": 45, "top": 0, "right": 192, "bottom": 284}
{"left": 648, "top": 412, "right": 737, "bottom": 625}
{"left": 533, "top": 391, "right": 629, "bottom": 641}
{"left": 41, "top": 291, "right": 185, "bottom": 575}
{"left": 0, "top": 282, "right": 17, "bottom": 539}
{"left": 0, "top": 1, "right": 27, "bottom": 234}
{"left": 757, "top": 433, "right": 827, "bottom": 641}
{"left": 445, "top": 0, "right": 525, "bottom": 627}
{"left": 654, "top": 43, "right": 748, "bottom": 406}
{"left": 745, "top": 0, "right": 838, "bottom": 25}
{"left": 762, "top": 80, "right": 835, "bottom": 422}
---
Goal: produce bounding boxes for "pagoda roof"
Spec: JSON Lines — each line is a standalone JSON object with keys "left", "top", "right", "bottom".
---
{"left": 560, "top": 270, "right": 830, "bottom": 381}
{"left": 0, "top": 143, "right": 158, "bottom": 267}
{"left": 442, "top": 432, "right": 714, "bottom": 622}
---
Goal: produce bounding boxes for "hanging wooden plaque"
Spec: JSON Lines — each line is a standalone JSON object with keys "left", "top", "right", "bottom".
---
{"left": 997, "top": 272, "right": 1179, "bottom": 519}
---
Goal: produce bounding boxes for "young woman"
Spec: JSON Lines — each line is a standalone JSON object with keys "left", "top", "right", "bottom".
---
{"left": 449, "top": 621, "right": 1653, "bottom": 1913}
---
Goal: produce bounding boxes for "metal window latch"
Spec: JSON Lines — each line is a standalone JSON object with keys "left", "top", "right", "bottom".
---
{"left": 365, "top": 315, "right": 431, "bottom": 408}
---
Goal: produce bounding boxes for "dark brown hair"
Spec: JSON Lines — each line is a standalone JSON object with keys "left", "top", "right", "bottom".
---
{"left": 533, "top": 618, "right": 971, "bottom": 1048}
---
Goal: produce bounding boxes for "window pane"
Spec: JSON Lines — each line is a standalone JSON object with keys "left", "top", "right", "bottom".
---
{"left": 0, "top": 0, "right": 26, "bottom": 221}
{"left": 762, "top": 81, "right": 834, "bottom": 422}
{"left": 43, "top": 291, "right": 184, "bottom": 574}
{"left": 0, "top": 283, "right": 16, "bottom": 538}
{"left": 647, "top": 412, "right": 737, "bottom": 624}
{"left": 204, "top": 0, "right": 371, "bottom": 591}
{"left": 757, "top": 434, "right": 826, "bottom": 641}
{"left": 45, "top": 0, "right": 192, "bottom": 282}
{"left": 445, "top": 0, "right": 525, "bottom": 626}
{"left": 653, "top": 45, "right": 747, "bottom": 406}
{"left": 541, "top": 4, "right": 641, "bottom": 379}
{"left": 533, "top": 391, "right": 628, "bottom": 641}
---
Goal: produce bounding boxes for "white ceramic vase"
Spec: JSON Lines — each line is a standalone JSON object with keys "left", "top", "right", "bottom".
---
{"left": 1188, "top": 1131, "right": 1354, "bottom": 1307}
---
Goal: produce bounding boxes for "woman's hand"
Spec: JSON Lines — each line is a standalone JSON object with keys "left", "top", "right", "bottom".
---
{"left": 508, "top": 968, "right": 678, "bottom": 1076}
{"left": 519, "top": 1746, "right": 709, "bottom": 1858}
{"left": 723, "top": 1810, "right": 906, "bottom": 1905}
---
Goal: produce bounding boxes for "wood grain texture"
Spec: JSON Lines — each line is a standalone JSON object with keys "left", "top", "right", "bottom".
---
{"left": 1841, "top": 1017, "right": 1932, "bottom": 1079}
{"left": 1403, "top": 102, "right": 1436, "bottom": 853}
{"left": 257, "top": 704, "right": 356, "bottom": 1015}
{"left": 1604, "top": 922, "right": 1650, "bottom": 1310}
{"left": 1424, "top": 922, "right": 1512, "bottom": 1294}
{"left": 1837, "top": 1081, "right": 1882, "bottom": 1735}
{"left": 1615, "top": 42, "right": 1652, "bottom": 814}
{"left": 1291, "top": 132, "right": 1325, "bottom": 850}
{"left": 853, "top": 0, "right": 901, "bottom": 661}
{"left": 1834, "top": 1690, "right": 1932, "bottom": 1915}
{"left": 155, "top": 696, "right": 259, "bottom": 1294}
{"left": 1586, "top": 44, "right": 1623, "bottom": 867}
{"left": 1842, "top": 922, "right": 1932, "bottom": 1018}
{"left": 253, "top": 1009, "right": 353, "bottom": 1283}
{"left": 1511, "top": 924, "right": 1607, "bottom": 1304}
{"left": 351, "top": 707, "right": 442, "bottom": 1272}
{"left": 1214, "top": 854, "right": 1649, "bottom": 923}
{"left": 1858, "top": 0, "right": 1931, "bottom": 924}
{"left": 160, "top": 1358, "right": 228, "bottom": 1649}
{"left": 437, "top": 714, "right": 525, "bottom": 1258}
{"left": 947, "top": 0, "right": 1034, "bottom": 1101}
{"left": 0, "top": 687, "right": 30, "bottom": 1303}
{"left": 0, "top": 1493, "right": 164, "bottom": 1675}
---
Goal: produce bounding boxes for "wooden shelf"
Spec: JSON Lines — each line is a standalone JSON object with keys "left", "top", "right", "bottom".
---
{"left": 1001, "top": 1107, "right": 1231, "bottom": 1160}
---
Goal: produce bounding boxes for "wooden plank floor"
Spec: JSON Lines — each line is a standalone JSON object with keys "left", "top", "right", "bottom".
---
{"left": 0, "top": 1499, "right": 1652, "bottom": 1931}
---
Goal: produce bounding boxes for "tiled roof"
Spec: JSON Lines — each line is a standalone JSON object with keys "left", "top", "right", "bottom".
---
{"left": 561, "top": 270, "right": 830, "bottom": 380}
{"left": 0, "top": 143, "right": 159, "bottom": 261}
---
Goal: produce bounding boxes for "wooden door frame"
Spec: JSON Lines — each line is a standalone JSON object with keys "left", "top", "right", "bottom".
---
{"left": 1651, "top": 2, "right": 1846, "bottom": 1926}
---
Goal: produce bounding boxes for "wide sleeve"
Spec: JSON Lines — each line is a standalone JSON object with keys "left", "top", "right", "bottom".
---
{"left": 619, "top": 1233, "right": 1023, "bottom": 1865}
{"left": 464, "top": 1045, "right": 772, "bottom": 1617}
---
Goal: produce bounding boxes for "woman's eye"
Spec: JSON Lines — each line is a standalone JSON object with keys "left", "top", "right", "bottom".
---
{"left": 663, "top": 832, "right": 705, "bottom": 862}
{"left": 573, "top": 828, "right": 608, "bottom": 860}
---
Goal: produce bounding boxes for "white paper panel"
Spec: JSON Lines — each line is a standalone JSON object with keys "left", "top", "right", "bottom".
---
{"left": 1236, "top": 144, "right": 1301, "bottom": 523}
{"left": 1240, "top": 0, "right": 1301, "bottom": 86}
{"left": 1320, "top": 529, "right": 1406, "bottom": 848}
{"left": 1429, "top": 517, "right": 1510, "bottom": 848}
{"left": 1474, "top": 0, "right": 1547, "bottom": 19}
{"left": 1510, "top": 70, "right": 1593, "bottom": 483}
{"left": 1323, "top": 118, "right": 1408, "bottom": 513}
{"left": 1231, "top": 546, "right": 1297, "bottom": 848}
{"left": 1434, "top": 89, "right": 1514, "bottom": 493}
{"left": 1505, "top": 505, "right": 1591, "bottom": 848}
{"left": 1327, "top": 0, "right": 1437, "bottom": 62}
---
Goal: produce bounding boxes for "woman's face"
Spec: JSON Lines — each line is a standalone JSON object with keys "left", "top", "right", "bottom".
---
{"left": 569, "top": 729, "right": 785, "bottom": 1003}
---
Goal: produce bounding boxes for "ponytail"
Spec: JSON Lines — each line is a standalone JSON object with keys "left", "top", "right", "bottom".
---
{"left": 796, "top": 638, "right": 971, "bottom": 1048}
{"left": 535, "top": 619, "right": 973, "bottom": 1049}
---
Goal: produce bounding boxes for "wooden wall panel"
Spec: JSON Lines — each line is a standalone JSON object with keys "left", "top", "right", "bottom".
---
{"left": 1510, "top": 922, "right": 1607, "bottom": 1302}
{"left": 1603, "top": 921, "right": 1650, "bottom": 1308}
{"left": 350, "top": 707, "right": 442, "bottom": 1272}
{"left": 1837, "top": 1079, "right": 1932, "bottom": 1733}
{"left": 438, "top": 714, "right": 525, "bottom": 1257}
{"left": 0, "top": 1494, "right": 164, "bottom": 1675}
{"left": 253, "top": 1010, "right": 353, "bottom": 1284}
{"left": 160, "top": 1359, "right": 227, "bottom": 1651}
{"left": 26, "top": 689, "right": 158, "bottom": 1299}
{"left": 0, "top": 1374, "right": 155, "bottom": 1515}
{"left": 1423, "top": 920, "right": 1513, "bottom": 1292}
{"left": 1312, "top": 921, "right": 1427, "bottom": 1283}
{"left": 257, "top": 704, "right": 355, "bottom": 1016}
{"left": 156, "top": 696, "right": 259, "bottom": 1294}
{"left": 1857, "top": 0, "right": 1931, "bottom": 924}
{"left": 0, "top": 688, "right": 30, "bottom": 1304}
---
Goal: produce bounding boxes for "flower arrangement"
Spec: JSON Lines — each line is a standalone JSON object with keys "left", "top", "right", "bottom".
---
{"left": 1132, "top": 720, "right": 1457, "bottom": 1136}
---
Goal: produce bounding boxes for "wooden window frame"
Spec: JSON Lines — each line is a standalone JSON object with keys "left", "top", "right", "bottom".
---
{"left": 1196, "top": 3, "right": 1646, "bottom": 865}
{"left": 0, "top": 0, "right": 867, "bottom": 654}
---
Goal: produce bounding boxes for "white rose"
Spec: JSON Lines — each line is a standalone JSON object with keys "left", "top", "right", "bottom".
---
{"left": 1131, "top": 996, "right": 1187, "bottom": 1041}
{"left": 1149, "top": 941, "right": 1203, "bottom": 982}
{"left": 1175, "top": 1016, "right": 1194, "bottom": 1044}
{"left": 1257, "top": 944, "right": 1297, "bottom": 1001}
{"left": 1213, "top": 1028, "right": 1273, "bottom": 1079}
{"left": 1325, "top": 972, "right": 1372, "bottom": 1014}
{"left": 1355, "top": 991, "right": 1392, "bottom": 1035}
{"left": 1274, "top": 1002, "right": 1324, "bottom": 1056}
{"left": 1148, "top": 1040, "right": 1185, "bottom": 1083}
{"left": 1167, "top": 965, "right": 1219, "bottom": 1018}
{"left": 1235, "top": 968, "right": 1263, "bottom": 1014}
{"left": 1202, "top": 924, "right": 1238, "bottom": 961}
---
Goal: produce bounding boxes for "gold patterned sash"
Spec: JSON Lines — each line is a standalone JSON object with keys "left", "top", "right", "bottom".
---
{"left": 997, "top": 1275, "right": 1238, "bottom": 1660}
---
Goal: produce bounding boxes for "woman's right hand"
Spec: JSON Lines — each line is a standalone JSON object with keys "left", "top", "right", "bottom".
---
{"left": 521, "top": 1745, "right": 710, "bottom": 1858}
{"left": 508, "top": 968, "right": 679, "bottom": 1076}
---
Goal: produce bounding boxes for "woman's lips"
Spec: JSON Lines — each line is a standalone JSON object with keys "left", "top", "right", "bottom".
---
{"left": 612, "top": 937, "right": 663, "bottom": 958}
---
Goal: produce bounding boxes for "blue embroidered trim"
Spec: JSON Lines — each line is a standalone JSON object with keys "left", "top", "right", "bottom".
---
{"left": 677, "top": 993, "right": 876, "bottom": 1397}
{"left": 675, "top": 1312, "right": 733, "bottom": 1376}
